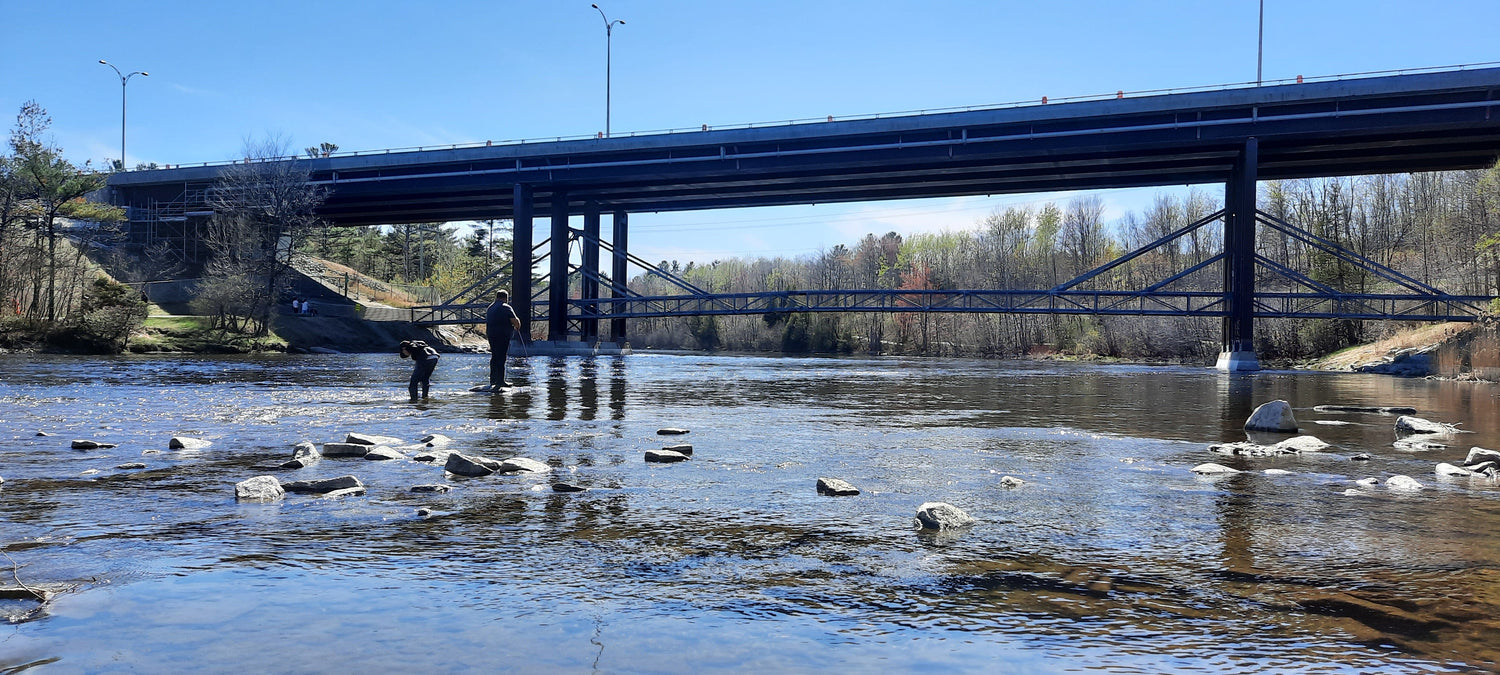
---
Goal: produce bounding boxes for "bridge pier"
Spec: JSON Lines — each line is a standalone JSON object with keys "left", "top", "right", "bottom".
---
{"left": 549, "top": 190, "right": 570, "bottom": 342}
{"left": 1216, "top": 138, "right": 1260, "bottom": 372}
{"left": 582, "top": 203, "right": 601, "bottom": 342}
{"left": 512, "top": 184, "right": 533, "bottom": 340}
{"left": 611, "top": 211, "right": 628, "bottom": 343}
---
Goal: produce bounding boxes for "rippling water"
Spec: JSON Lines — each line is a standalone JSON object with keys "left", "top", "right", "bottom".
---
{"left": 2, "top": 353, "right": 1498, "bottom": 673}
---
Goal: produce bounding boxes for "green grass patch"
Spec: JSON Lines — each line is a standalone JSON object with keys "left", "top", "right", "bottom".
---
{"left": 131, "top": 316, "right": 289, "bottom": 353}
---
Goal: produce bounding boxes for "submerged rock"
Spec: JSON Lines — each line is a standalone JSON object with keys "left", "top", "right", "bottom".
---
{"left": 363, "top": 446, "right": 405, "bottom": 461}
{"left": 71, "top": 439, "right": 116, "bottom": 450}
{"left": 444, "top": 452, "right": 501, "bottom": 477}
{"left": 1350, "top": 453, "right": 1372, "bottom": 461}
{"left": 1263, "top": 469, "right": 1294, "bottom": 475}
{"left": 1394, "top": 438, "right": 1446, "bottom": 452}
{"left": 35, "top": 431, "right": 52, "bottom": 437}
{"left": 1313, "top": 404, "right": 1418, "bottom": 414}
{"left": 411, "top": 484, "right": 453, "bottom": 493}
{"left": 998, "top": 475, "right": 1026, "bottom": 488}
{"left": 657, "top": 428, "right": 691, "bottom": 435}
{"left": 115, "top": 462, "right": 147, "bottom": 470}
{"left": 1210, "top": 441, "right": 1289, "bottom": 457}
{"left": 1385, "top": 475, "right": 1424, "bottom": 491}
{"left": 169, "top": 436, "right": 211, "bottom": 450}
{"left": 1192, "top": 463, "right": 1241, "bottom": 475}
{"left": 816, "top": 477, "right": 861, "bottom": 496}
{"left": 416, "top": 508, "right": 433, "bottom": 517}
{"left": 661, "top": 443, "right": 693, "bottom": 456}
{"left": 552, "top": 482, "right": 588, "bottom": 493}
{"left": 282, "top": 475, "right": 365, "bottom": 494}
{"left": 322, "top": 442, "right": 370, "bottom": 458}
{"left": 1395, "top": 416, "right": 1455, "bottom": 436}
{"left": 644, "top": 449, "right": 690, "bottom": 463}
{"left": 497, "top": 457, "right": 550, "bottom": 474}
{"left": 235, "top": 476, "right": 286, "bottom": 502}
{"left": 347, "top": 432, "right": 402, "bottom": 446}
{"left": 915, "top": 502, "right": 976, "bottom": 530}
{"left": 1244, "top": 400, "right": 1298, "bottom": 433}
{"left": 1355, "top": 477, "right": 1380, "bottom": 487}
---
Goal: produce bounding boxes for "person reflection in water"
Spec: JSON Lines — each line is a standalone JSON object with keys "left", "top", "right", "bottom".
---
{"left": 398, "top": 340, "right": 441, "bottom": 400}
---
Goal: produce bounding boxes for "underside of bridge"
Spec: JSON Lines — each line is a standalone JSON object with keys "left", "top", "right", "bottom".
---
{"left": 107, "top": 67, "right": 1500, "bottom": 370}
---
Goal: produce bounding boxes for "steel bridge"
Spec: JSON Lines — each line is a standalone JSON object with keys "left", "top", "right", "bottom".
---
{"left": 106, "top": 65, "right": 1500, "bottom": 370}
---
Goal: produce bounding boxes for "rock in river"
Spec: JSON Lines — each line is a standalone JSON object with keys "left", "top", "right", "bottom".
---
{"left": 497, "top": 457, "right": 551, "bottom": 474}
{"left": 235, "top": 476, "right": 285, "bottom": 502}
{"left": 411, "top": 484, "right": 453, "bottom": 493}
{"left": 1466, "top": 447, "right": 1500, "bottom": 466}
{"left": 1385, "top": 475, "right": 1424, "bottom": 492}
{"left": 816, "top": 477, "right": 860, "bottom": 496}
{"left": 116, "top": 463, "right": 147, "bottom": 470}
{"left": 1272, "top": 436, "right": 1331, "bottom": 453}
{"left": 322, "top": 442, "right": 371, "bottom": 458}
{"left": 169, "top": 436, "right": 211, "bottom": 450}
{"left": 998, "top": 475, "right": 1025, "bottom": 488}
{"left": 661, "top": 443, "right": 693, "bottom": 456}
{"left": 552, "top": 482, "right": 588, "bottom": 493}
{"left": 71, "top": 439, "right": 117, "bottom": 450}
{"left": 1244, "top": 400, "right": 1298, "bottom": 433}
{"left": 915, "top": 502, "right": 977, "bottom": 530}
{"left": 416, "top": 434, "right": 452, "bottom": 447}
{"left": 657, "top": 428, "right": 691, "bottom": 435}
{"left": 1435, "top": 462, "right": 1478, "bottom": 477}
{"left": 444, "top": 452, "right": 501, "bottom": 477}
{"left": 644, "top": 449, "right": 690, "bottom": 463}
{"left": 363, "top": 446, "right": 406, "bottom": 461}
{"left": 281, "top": 475, "right": 365, "bottom": 494}
{"left": 1395, "top": 416, "right": 1454, "bottom": 436}
{"left": 346, "top": 432, "right": 403, "bottom": 446}
{"left": 281, "top": 442, "right": 322, "bottom": 469}
{"left": 1192, "top": 463, "right": 1242, "bottom": 475}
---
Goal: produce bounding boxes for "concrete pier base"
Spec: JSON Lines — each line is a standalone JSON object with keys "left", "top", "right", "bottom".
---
{"left": 520, "top": 340, "right": 631, "bottom": 356}
{"left": 1215, "top": 351, "right": 1261, "bottom": 372}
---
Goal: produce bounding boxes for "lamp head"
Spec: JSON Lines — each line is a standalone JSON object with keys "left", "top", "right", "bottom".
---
{"left": 98, "top": 59, "right": 107, "bottom": 64}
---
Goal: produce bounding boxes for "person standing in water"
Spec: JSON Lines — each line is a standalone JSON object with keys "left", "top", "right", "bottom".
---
{"left": 485, "top": 290, "right": 523, "bottom": 388}
{"left": 399, "top": 340, "right": 441, "bottom": 400}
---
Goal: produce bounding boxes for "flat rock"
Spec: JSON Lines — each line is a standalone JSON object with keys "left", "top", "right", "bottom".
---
{"left": 657, "top": 428, "right": 691, "bottom": 435}
{"left": 1313, "top": 405, "right": 1418, "bottom": 414}
{"left": 413, "top": 450, "right": 454, "bottom": 463}
{"left": 169, "top": 436, "right": 211, "bottom": 450}
{"left": 115, "top": 462, "right": 147, "bottom": 470}
{"left": 1465, "top": 447, "right": 1500, "bottom": 466}
{"left": 644, "top": 449, "right": 690, "bottom": 463}
{"left": 1435, "top": 462, "right": 1477, "bottom": 477}
{"left": 321, "top": 487, "right": 367, "bottom": 498}
{"left": 363, "top": 446, "right": 406, "bottom": 461}
{"left": 1395, "top": 416, "right": 1454, "bottom": 436}
{"left": 282, "top": 475, "right": 365, "bottom": 494}
{"left": 552, "top": 482, "right": 588, "bottom": 492}
{"left": 1192, "top": 463, "right": 1242, "bottom": 475}
{"left": 417, "top": 434, "right": 452, "bottom": 447}
{"left": 661, "top": 443, "right": 693, "bottom": 456}
{"left": 497, "top": 457, "right": 550, "bottom": 474}
{"left": 1271, "top": 435, "right": 1331, "bottom": 453}
{"left": 347, "top": 432, "right": 403, "bottom": 446}
{"left": 915, "top": 502, "right": 977, "bottom": 530}
{"left": 1244, "top": 400, "right": 1298, "bottom": 433}
{"left": 444, "top": 452, "right": 501, "bottom": 477}
{"left": 411, "top": 484, "right": 454, "bottom": 493}
{"left": 1394, "top": 438, "right": 1446, "bottom": 452}
{"left": 816, "top": 477, "right": 860, "bottom": 496}
{"left": 998, "top": 475, "right": 1025, "bottom": 488}
{"left": 235, "top": 476, "right": 286, "bottom": 502}
{"left": 71, "top": 439, "right": 116, "bottom": 450}
{"left": 322, "top": 442, "right": 370, "bottom": 458}
{"left": 1385, "top": 475, "right": 1424, "bottom": 491}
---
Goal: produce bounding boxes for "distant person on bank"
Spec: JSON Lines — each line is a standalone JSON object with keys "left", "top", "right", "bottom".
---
{"left": 399, "top": 340, "right": 441, "bottom": 400}
{"left": 486, "top": 290, "right": 523, "bottom": 387}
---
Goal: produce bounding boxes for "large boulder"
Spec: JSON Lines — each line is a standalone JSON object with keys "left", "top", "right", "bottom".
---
{"left": 915, "top": 502, "right": 976, "bottom": 530}
{"left": 496, "top": 457, "right": 550, "bottom": 474}
{"left": 235, "top": 476, "right": 285, "bottom": 502}
{"left": 322, "top": 442, "right": 370, "bottom": 458}
{"left": 1395, "top": 416, "right": 1454, "bottom": 436}
{"left": 644, "top": 449, "right": 690, "bottom": 463}
{"left": 1244, "top": 400, "right": 1298, "bottom": 433}
{"left": 816, "top": 477, "right": 860, "bottom": 496}
{"left": 444, "top": 452, "right": 501, "bottom": 477}
{"left": 282, "top": 475, "right": 365, "bottom": 494}
{"left": 346, "top": 432, "right": 403, "bottom": 446}
{"left": 169, "top": 436, "right": 211, "bottom": 450}
{"left": 363, "top": 446, "right": 406, "bottom": 461}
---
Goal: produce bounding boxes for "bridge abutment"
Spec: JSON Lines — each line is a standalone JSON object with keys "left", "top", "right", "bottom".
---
{"left": 1217, "top": 138, "right": 1260, "bottom": 372}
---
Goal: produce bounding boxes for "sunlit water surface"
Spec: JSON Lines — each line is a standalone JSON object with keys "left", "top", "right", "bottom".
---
{"left": 2, "top": 353, "right": 1499, "bottom": 673}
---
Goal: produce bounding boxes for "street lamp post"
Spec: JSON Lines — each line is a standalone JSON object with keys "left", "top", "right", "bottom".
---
{"left": 591, "top": 4, "right": 624, "bottom": 138}
{"left": 99, "top": 60, "right": 148, "bottom": 170}
{"left": 1257, "top": 0, "right": 1264, "bottom": 86}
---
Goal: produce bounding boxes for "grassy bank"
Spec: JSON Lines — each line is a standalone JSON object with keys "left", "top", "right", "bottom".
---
{"left": 128, "top": 315, "right": 289, "bottom": 353}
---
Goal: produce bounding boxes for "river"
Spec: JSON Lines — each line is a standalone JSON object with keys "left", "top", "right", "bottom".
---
{"left": 1, "top": 353, "right": 1498, "bottom": 673}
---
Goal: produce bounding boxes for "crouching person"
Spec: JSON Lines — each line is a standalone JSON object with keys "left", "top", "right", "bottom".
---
{"left": 399, "top": 340, "right": 441, "bottom": 400}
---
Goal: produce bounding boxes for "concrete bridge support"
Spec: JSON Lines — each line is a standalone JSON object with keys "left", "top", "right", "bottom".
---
{"left": 549, "top": 190, "right": 570, "bottom": 342}
{"left": 582, "top": 203, "right": 601, "bottom": 341}
{"left": 1216, "top": 138, "right": 1260, "bottom": 372}
{"left": 611, "top": 211, "right": 628, "bottom": 343}
{"left": 512, "top": 183, "right": 534, "bottom": 340}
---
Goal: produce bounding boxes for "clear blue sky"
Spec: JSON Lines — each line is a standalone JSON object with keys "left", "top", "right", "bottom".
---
{"left": 4, "top": 0, "right": 1498, "bottom": 265}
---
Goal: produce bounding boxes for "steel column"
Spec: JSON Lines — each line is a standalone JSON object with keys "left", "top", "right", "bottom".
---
{"left": 1217, "top": 137, "right": 1260, "bottom": 372}
{"left": 512, "top": 184, "right": 534, "bottom": 340}
{"left": 582, "top": 202, "right": 601, "bottom": 341}
{"left": 549, "top": 190, "right": 570, "bottom": 341}
{"left": 611, "top": 211, "right": 629, "bottom": 342}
